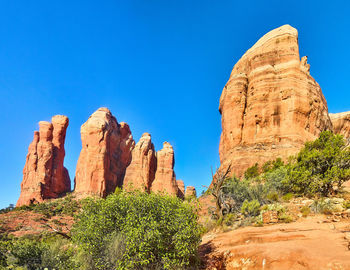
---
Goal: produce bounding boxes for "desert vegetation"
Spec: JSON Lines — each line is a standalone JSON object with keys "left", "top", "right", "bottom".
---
{"left": 0, "top": 191, "right": 202, "bottom": 270}
{"left": 205, "top": 131, "right": 350, "bottom": 230}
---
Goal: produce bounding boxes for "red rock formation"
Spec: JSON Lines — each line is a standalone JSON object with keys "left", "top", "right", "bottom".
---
{"left": 185, "top": 186, "right": 197, "bottom": 198}
{"left": 150, "top": 142, "right": 178, "bottom": 196}
{"left": 217, "top": 25, "right": 332, "bottom": 178}
{"left": 123, "top": 133, "right": 157, "bottom": 192}
{"left": 17, "top": 116, "right": 70, "bottom": 206}
{"left": 329, "top": 112, "right": 350, "bottom": 139}
{"left": 176, "top": 180, "right": 185, "bottom": 199}
{"left": 74, "top": 108, "right": 134, "bottom": 198}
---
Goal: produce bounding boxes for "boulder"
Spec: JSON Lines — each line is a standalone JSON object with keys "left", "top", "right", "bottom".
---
{"left": 217, "top": 25, "right": 332, "bottom": 178}
{"left": 17, "top": 116, "right": 71, "bottom": 206}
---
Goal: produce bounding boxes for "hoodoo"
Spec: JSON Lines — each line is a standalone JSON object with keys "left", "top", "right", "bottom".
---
{"left": 17, "top": 116, "right": 71, "bottom": 206}
{"left": 217, "top": 25, "right": 332, "bottom": 178}
{"left": 74, "top": 108, "right": 134, "bottom": 198}
{"left": 151, "top": 142, "right": 178, "bottom": 196}
{"left": 123, "top": 133, "right": 157, "bottom": 192}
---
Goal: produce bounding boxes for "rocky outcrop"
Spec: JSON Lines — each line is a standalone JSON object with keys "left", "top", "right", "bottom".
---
{"left": 218, "top": 25, "right": 332, "bottom": 178}
{"left": 150, "top": 142, "right": 178, "bottom": 196}
{"left": 17, "top": 116, "right": 71, "bottom": 206}
{"left": 74, "top": 108, "right": 134, "bottom": 198}
{"left": 329, "top": 112, "right": 350, "bottom": 139}
{"left": 176, "top": 180, "right": 185, "bottom": 199}
{"left": 123, "top": 133, "right": 157, "bottom": 192}
{"left": 185, "top": 186, "right": 197, "bottom": 198}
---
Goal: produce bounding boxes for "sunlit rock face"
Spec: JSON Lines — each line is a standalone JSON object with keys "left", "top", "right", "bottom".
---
{"left": 150, "top": 142, "right": 178, "bottom": 196}
{"left": 123, "top": 133, "right": 157, "bottom": 192}
{"left": 74, "top": 108, "right": 134, "bottom": 198}
{"left": 17, "top": 116, "right": 71, "bottom": 206}
{"left": 330, "top": 112, "right": 350, "bottom": 139}
{"left": 218, "top": 25, "right": 332, "bottom": 178}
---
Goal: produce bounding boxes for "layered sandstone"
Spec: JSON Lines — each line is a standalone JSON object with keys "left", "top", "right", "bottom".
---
{"left": 218, "top": 25, "right": 332, "bottom": 178}
{"left": 329, "top": 112, "right": 350, "bottom": 139}
{"left": 151, "top": 142, "right": 178, "bottom": 196}
{"left": 123, "top": 133, "right": 157, "bottom": 192}
{"left": 17, "top": 116, "right": 71, "bottom": 206}
{"left": 74, "top": 108, "right": 134, "bottom": 198}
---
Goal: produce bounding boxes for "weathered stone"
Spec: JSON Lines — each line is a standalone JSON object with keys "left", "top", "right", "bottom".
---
{"left": 150, "top": 142, "right": 178, "bottom": 195}
{"left": 329, "top": 111, "right": 350, "bottom": 139}
{"left": 218, "top": 25, "right": 332, "bottom": 178}
{"left": 74, "top": 108, "right": 134, "bottom": 198}
{"left": 17, "top": 116, "right": 71, "bottom": 206}
{"left": 262, "top": 211, "right": 279, "bottom": 224}
{"left": 176, "top": 180, "right": 185, "bottom": 199}
{"left": 123, "top": 133, "right": 156, "bottom": 192}
{"left": 185, "top": 186, "right": 197, "bottom": 198}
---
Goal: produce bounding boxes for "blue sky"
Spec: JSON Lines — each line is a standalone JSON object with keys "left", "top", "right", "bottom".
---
{"left": 1, "top": 0, "right": 350, "bottom": 208}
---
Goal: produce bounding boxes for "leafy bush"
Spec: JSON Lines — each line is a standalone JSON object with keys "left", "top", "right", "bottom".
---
{"left": 221, "top": 177, "right": 269, "bottom": 211}
{"left": 244, "top": 163, "right": 259, "bottom": 179}
{"left": 241, "top": 200, "right": 260, "bottom": 216}
{"left": 72, "top": 191, "right": 202, "bottom": 270}
{"left": 300, "top": 206, "right": 311, "bottom": 217}
{"left": 6, "top": 238, "right": 44, "bottom": 270}
{"left": 286, "top": 131, "right": 350, "bottom": 196}
{"left": 282, "top": 193, "right": 294, "bottom": 202}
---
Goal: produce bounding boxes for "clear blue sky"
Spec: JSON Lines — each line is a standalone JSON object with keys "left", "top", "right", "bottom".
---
{"left": 1, "top": 0, "right": 350, "bottom": 208}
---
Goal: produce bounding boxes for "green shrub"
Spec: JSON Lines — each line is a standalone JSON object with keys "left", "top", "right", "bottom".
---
{"left": 266, "top": 191, "right": 279, "bottom": 202}
{"left": 286, "top": 131, "right": 350, "bottom": 196}
{"left": 343, "top": 200, "right": 350, "bottom": 209}
{"left": 282, "top": 193, "right": 294, "bottom": 202}
{"left": 41, "top": 238, "right": 76, "bottom": 270}
{"left": 310, "top": 199, "right": 334, "bottom": 214}
{"left": 278, "top": 213, "right": 293, "bottom": 223}
{"left": 221, "top": 177, "right": 269, "bottom": 211}
{"left": 7, "top": 238, "right": 44, "bottom": 270}
{"left": 72, "top": 191, "right": 202, "bottom": 270}
{"left": 300, "top": 206, "right": 311, "bottom": 217}
{"left": 241, "top": 200, "right": 260, "bottom": 216}
{"left": 244, "top": 163, "right": 260, "bottom": 179}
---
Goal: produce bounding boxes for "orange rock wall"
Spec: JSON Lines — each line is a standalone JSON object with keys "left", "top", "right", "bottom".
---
{"left": 218, "top": 25, "right": 332, "bottom": 177}
{"left": 17, "top": 116, "right": 71, "bottom": 206}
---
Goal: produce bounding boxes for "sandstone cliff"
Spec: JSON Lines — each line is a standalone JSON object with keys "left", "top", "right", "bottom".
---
{"left": 330, "top": 112, "right": 350, "bottom": 139}
{"left": 74, "top": 108, "right": 134, "bottom": 198}
{"left": 18, "top": 108, "right": 195, "bottom": 204}
{"left": 17, "top": 116, "right": 71, "bottom": 206}
{"left": 218, "top": 25, "right": 332, "bottom": 178}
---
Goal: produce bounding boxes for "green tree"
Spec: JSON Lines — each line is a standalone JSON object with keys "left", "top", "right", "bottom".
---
{"left": 72, "top": 191, "right": 202, "bottom": 270}
{"left": 287, "top": 131, "right": 350, "bottom": 196}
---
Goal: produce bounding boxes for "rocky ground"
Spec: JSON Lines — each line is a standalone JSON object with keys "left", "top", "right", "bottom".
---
{"left": 200, "top": 215, "right": 350, "bottom": 270}
{"left": 0, "top": 210, "right": 73, "bottom": 238}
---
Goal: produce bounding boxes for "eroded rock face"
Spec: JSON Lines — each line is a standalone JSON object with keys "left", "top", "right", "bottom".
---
{"left": 218, "top": 25, "right": 332, "bottom": 178}
{"left": 176, "top": 180, "right": 185, "bottom": 199}
{"left": 150, "top": 142, "right": 178, "bottom": 196}
{"left": 123, "top": 133, "right": 156, "bottom": 192}
{"left": 185, "top": 186, "right": 196, "bottom": 198}
{"left": 329, "top": 112, "right": 350, "bottom": 139}
{"left": 74, "top": 108, "right": 134, "bottom": 198}
{"left": 17, "top": 116, "right": 70, "bottom": 206}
